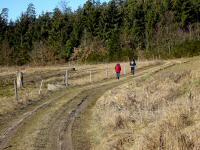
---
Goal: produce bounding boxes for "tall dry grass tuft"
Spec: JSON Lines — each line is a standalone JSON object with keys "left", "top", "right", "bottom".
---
{"left": 89, "top": 59, "right": 200, "bottom": 150}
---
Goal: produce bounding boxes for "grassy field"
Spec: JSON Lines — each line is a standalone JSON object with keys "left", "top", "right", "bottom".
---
{"left": 89, "top": 57, "right": 200, "bottom": 150}
{"left": 0, "top": 61, "right": 158, "bottom": 115}
{"left": 0, "top": 58, "right": 195, "bottom": 150}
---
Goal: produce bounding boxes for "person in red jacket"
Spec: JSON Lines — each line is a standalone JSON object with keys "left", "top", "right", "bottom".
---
{"left": 115, "top": 63, "right": 121, "bottom": 80}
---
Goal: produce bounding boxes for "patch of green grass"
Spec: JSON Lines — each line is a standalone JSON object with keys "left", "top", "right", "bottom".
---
{"left": 193, "top": 79, "right": 200, "bottom": 86}
{"left": 0, "top": 86, "right": 14, "bottom": 97}
{"left": 140, "top": 73, "right": 152, "bottom": 82}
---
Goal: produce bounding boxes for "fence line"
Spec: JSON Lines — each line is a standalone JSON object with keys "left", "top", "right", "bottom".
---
{"left": 9, "top": 63, "right": 134, "bottom": 102}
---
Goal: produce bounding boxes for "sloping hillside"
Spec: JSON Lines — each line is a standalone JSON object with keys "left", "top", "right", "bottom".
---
{"left": 89, "top": 57, "right": 200, "bottom": 149}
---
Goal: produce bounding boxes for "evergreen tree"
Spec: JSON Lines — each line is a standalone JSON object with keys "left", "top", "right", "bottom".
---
{"left": 0, "top": 8, "right": 8, "bottom": 43}
{"left": 0, "top": 0, "right": 199, "bottom": 65}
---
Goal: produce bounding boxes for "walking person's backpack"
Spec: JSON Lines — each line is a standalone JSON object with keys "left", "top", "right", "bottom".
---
{"left": 115, "top": 64, "right": 121, "bottom": 73}
{"left": 115, "top": 64, "right": 121, "bottom": 80}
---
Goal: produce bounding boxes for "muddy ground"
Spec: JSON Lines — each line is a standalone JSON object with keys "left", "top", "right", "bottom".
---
{"left": 0, "top": 60, "right": 180, "bottom": 150}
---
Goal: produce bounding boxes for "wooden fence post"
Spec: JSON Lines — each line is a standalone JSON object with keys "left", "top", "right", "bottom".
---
{"left": 106, "top": 67, "right": 108, "bottom": 78}
{"left": 65, "top": 70, "right": 68, "bottom": 87}
{"left": 16, "top": 71, "right": 23, "bottom": 89}
{"left": 39, "top": 80, "right": 44, "bottom": 95}
{"left": 14, "top": 79, "right": 18, "bottom": 101}
{"left": 90, "top": 70, "right": 92, "bottom": 83}
{"left": 124, "top": 65, "right": 126, "bottom": 75}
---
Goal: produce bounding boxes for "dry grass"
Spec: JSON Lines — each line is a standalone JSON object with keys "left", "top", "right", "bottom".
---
{"left": 89, "top": 57, "right": 200, "bottom": 150}
{"left": 0, "top": 60, "right": 154, "bottom": 76}
{"left": 69, "top": 61, "right": 159, "bottom": 86}
{"left": 0, "top": 61, "right": 157, "bottom": 116}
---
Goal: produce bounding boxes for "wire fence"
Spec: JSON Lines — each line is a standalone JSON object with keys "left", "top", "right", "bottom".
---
{"left": 0, "top": 61, "right": 158, "bottom": 103}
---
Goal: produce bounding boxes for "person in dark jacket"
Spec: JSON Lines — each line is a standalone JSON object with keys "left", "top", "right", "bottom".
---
{"left": 130, "top": 58, "right": 136, "bottom": 74}
{"left": 115, "top": 63, "right": 121, "bottom": 80}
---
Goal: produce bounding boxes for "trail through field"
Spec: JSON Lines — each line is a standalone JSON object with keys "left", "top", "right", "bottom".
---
{"left": 0, "top": 61, "right": 179, "bottom": 150}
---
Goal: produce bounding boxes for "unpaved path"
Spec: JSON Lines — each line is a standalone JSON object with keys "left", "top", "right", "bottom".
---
{"left": 0, "top": 61, "right": 178, "bottom": 150}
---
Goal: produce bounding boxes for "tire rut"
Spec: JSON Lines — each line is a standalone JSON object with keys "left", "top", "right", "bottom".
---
{"left": 0, "top": 61, "right": 179, "bottom": 150}
{"left": 48, "top": 62, "right": 178, "bottom": 150}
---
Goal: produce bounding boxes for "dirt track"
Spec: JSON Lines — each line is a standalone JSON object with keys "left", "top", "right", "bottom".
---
{"left": 0, "top": 61, "right": 178, "bottom": 150}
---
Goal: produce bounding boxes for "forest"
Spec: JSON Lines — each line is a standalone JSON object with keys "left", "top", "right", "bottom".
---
{"left": 0, "top": 0, "right": 200, "bottom": 65}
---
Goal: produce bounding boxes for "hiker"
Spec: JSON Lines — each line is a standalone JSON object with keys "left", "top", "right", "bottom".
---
{"left": 130, "top": 58, "right": 136, "bottom": 74}
{"left": 115, "top": 63, "right": 121, "bottom": 80}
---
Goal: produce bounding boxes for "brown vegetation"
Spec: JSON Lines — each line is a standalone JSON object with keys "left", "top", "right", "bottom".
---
{"left": 0, "top": 60, "right": 157, "bottom": 115}
{"left": 90, "top": 57, "right": 200, "bottom": 150}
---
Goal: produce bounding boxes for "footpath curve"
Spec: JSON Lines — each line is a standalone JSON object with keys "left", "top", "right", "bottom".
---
{"left": 0, "top": 61, "right": 179, "bottom": 150}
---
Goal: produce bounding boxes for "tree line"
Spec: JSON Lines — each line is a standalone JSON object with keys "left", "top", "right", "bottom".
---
{"left": 0, "top": 0, "right": 200, "bottom": 65}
